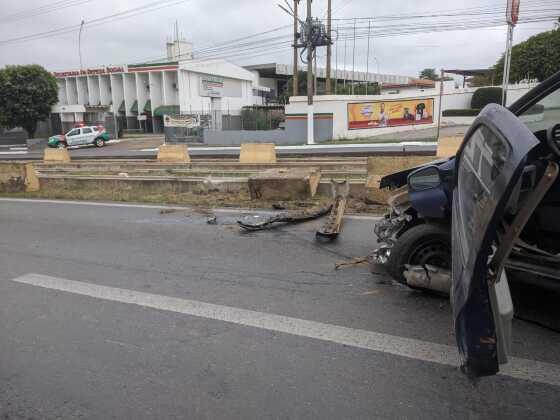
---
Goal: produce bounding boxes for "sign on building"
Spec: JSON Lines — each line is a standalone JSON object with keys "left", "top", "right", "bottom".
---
{"left": 163, "top": 114, "right": 200, "bottom": 128}
{"left": 347, "top": 98, "right": 434, "bottom": 130}
{"left": 199, "top": 76, "right": 224, "bottom": 97}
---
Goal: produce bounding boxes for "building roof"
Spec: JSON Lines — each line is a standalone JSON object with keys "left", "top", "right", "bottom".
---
{"left": 444, "top": 69, "right": 493, "bottom": 77}
{"left": 180, "top": 59, "right": 255, "bottom": 81}
{"left": 244, "top": 62, "right": 413, "bottom": 85}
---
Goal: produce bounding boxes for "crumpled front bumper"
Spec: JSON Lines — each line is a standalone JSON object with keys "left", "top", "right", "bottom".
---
{"left": 371, "top": 211, "right": 412, "bottom": 265}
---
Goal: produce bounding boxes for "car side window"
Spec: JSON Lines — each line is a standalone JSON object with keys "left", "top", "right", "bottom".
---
{"left": 519, "top": 86, "right": 560, "bottom": 133}
{"left": 457, "top": 125, "right": 511, "bottom": 262}
{"left": 67, "top": 129, "right": 80, "bottom": 136}
{"left": 82, "top": 128, "right": 92, "bottom": 134}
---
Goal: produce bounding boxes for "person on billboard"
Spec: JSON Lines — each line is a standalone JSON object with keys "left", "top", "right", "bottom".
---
{"left": 415, "top": 102, "right": 426, "bottom": 120}
{"left": 378, "top": 103, "right": 388, "bottom": 127}
{"left": 403, "top": 107, "right": 414, "bottom": 121}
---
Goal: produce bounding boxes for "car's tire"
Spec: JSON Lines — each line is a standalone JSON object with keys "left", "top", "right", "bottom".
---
{"left": 57, "top": 142, "right": 67, "bottom": 149}
{"left": 385, "top": 223, "right": 451, "bottom": 284}
{"left": 95, "top": 138, "right": 105, "bottom": 147}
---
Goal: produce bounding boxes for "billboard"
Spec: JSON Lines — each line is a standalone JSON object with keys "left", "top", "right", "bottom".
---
{"left": 347, "top": 98, "right": 434, "bottom": 130}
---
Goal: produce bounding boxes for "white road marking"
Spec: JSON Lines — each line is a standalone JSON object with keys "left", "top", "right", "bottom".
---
{"left": 0, "top": 198, "right": 381, "bottom": 221}
{"left": 0, "top": 151, "right": 27, "bottom": 155}
{"left": 11, "top": 273, "right": 560, "bottom": 387}
{"left": 9, "top": 147, "right": 28, "bottom": 151}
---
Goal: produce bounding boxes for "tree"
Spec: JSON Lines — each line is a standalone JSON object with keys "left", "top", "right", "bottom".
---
{"left": 493, "top": 28, "right": 560, "bottom": 83}
{"left": 0, "top": 65, "right": 58, "bottom": 138}
{"left": 419, "top": 68, "right": 439, "bottom": 81}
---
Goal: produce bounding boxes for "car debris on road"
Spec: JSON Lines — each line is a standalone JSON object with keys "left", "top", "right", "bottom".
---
{"left": 237, "top": 204, "right": 332, "bottom": 231}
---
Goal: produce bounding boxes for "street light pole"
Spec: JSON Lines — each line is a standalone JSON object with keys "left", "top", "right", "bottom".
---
{"left": 366, "top": 19, "right": 371, "bottom": 95}
{"left": 501, "top": 23, "right": 514, "bottom": 106}
{"left": 78, "top": 20, "right": 85, "bottom": 70}
{"left": 351, "top": 18, "right": 356, "bottom": 95}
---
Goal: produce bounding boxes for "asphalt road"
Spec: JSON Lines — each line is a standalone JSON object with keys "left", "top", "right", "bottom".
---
{"left": 1, "top": 199, "right": 559, "bottom": 419}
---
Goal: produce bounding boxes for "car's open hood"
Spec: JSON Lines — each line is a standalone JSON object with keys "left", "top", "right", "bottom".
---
{"left": 452, "top": 104, "right": 540, "bottom": 377}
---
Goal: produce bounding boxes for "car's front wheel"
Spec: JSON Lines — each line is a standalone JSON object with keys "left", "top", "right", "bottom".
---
{"left": 385, "top": 223, "right": 451, "bottom": 285}
{"left": 57, "top": 142, "right": 67, "bottom": 149}
{"left": 94, "top": 138, "right": 105, "bottom": 147}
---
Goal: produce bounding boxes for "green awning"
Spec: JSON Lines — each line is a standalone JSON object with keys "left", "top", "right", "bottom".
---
{"left": 143, "top": 100, "right": 151, "bottom": 113}
{"left": 153, "top": 105, "right": 180, "bottom": 117}
{"left": 118, "top": 100, "right": 125, "bottom": 113}
{"left": 130, "top": 100, "right": 138, "bottom": 114}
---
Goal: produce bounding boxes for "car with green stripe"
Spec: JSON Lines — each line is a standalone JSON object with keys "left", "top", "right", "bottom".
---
{"left": 48, "top": 125, "right": 110, "bottom": 148}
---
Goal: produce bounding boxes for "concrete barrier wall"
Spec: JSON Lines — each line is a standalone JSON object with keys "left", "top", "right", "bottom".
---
{"left": 203, "top": 129, "right": 299, "bottom": 146}
{"left": 0, "top": 162, "right": 39, "bottom": 192}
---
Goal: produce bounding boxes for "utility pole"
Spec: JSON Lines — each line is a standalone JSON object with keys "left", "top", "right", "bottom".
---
{"left": 306, "top": 0, "right": 314, "bottom": 144}
{"left": 314, "top": 51, "right": 318, "bottom": 94}
{"left": 366, "top": 19, "right": 371, "bottom": 95}
{"left": 334, "top": 24, "right": 338, "bottom": 94}
{"left": 293, "top": 0, "right": 299, "bottom": 96}
{"left": 436, "top": 68, "right": 445, "bottom": 141}
{"left": 343, "top": 37, "right": 347, "bottom": 88}
{"left": 325, "top": 0, "right": 332, "bottom": 94}
{"left": 351, "top": 17, "right": 356, "bottom": 95}
{"left": 78, "top": 20, "right": 85, "bottom": 70}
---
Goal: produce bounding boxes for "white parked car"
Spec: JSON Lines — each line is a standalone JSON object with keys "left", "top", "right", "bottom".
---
{"left": 48, "top": 125, "right": 110, "bottom": 148}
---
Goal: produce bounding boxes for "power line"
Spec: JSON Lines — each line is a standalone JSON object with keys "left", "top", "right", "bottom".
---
{"left": 0, "top": 0, "right": 95, "bottom": 24}
{"left": 0, "top": 0, "right": 190, "bottom": 46}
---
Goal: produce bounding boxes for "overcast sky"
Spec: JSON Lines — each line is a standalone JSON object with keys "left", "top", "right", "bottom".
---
{"left": 0, "top": 0, "right": 557, "bottom": 79}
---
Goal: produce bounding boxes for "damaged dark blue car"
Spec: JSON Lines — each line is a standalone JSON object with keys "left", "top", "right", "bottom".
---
{"left": 373, "top": 70, "right": 560, "bottom": 377}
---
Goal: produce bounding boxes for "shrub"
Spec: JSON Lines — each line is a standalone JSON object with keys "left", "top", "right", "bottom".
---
{"left": 442, "top": 109, "right": 481, "bottom": 117}
{"left": 471, "top": 87, "right": 503, "bottom": 109}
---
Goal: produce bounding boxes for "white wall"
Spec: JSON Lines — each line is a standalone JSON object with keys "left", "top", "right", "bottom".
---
{"left": 110, "top": 74, "right": 124, "bottom": 113}
{"left": 162, "top": 71, "right": 179, "bottom": 105}
{"left": 65, "top": 78, "right": 78, "bottom": 104}
{"left": 122, "top": 73, "right": 137, "bottom": 117}
{"left": 148, "top": 72, "right": 163, "bottom": 112}
{"left": 87, "top": 76, "right": 100, "bottom": 106}
{"left": 286, "top": 93, "right": 440, "bottom": 140}
{"left": 57, "top": 79, "right": 67, "bottom": 105}
{"left": 135, "top": 72, "right": 149, "bottom": 114}
{"left": 178, "top": 70, "right": 254, "bottom": 114}
{"left": 99, "top": 75, "right": 111, "bottom": 106}
{"left": 76, "top": 77, "right": 88, "bottom": 105}
{"left": 286, "top": 83, "right": 538, "bottom": 139}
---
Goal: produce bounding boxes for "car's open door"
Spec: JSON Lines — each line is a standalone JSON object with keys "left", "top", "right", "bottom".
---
{"left": 452, "top": 104, "right": 543, "bottom": 378}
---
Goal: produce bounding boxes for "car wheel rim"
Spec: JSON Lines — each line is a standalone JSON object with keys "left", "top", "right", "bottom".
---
{"left": 409, "top": 240, "right": 450, "bottom": 269}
